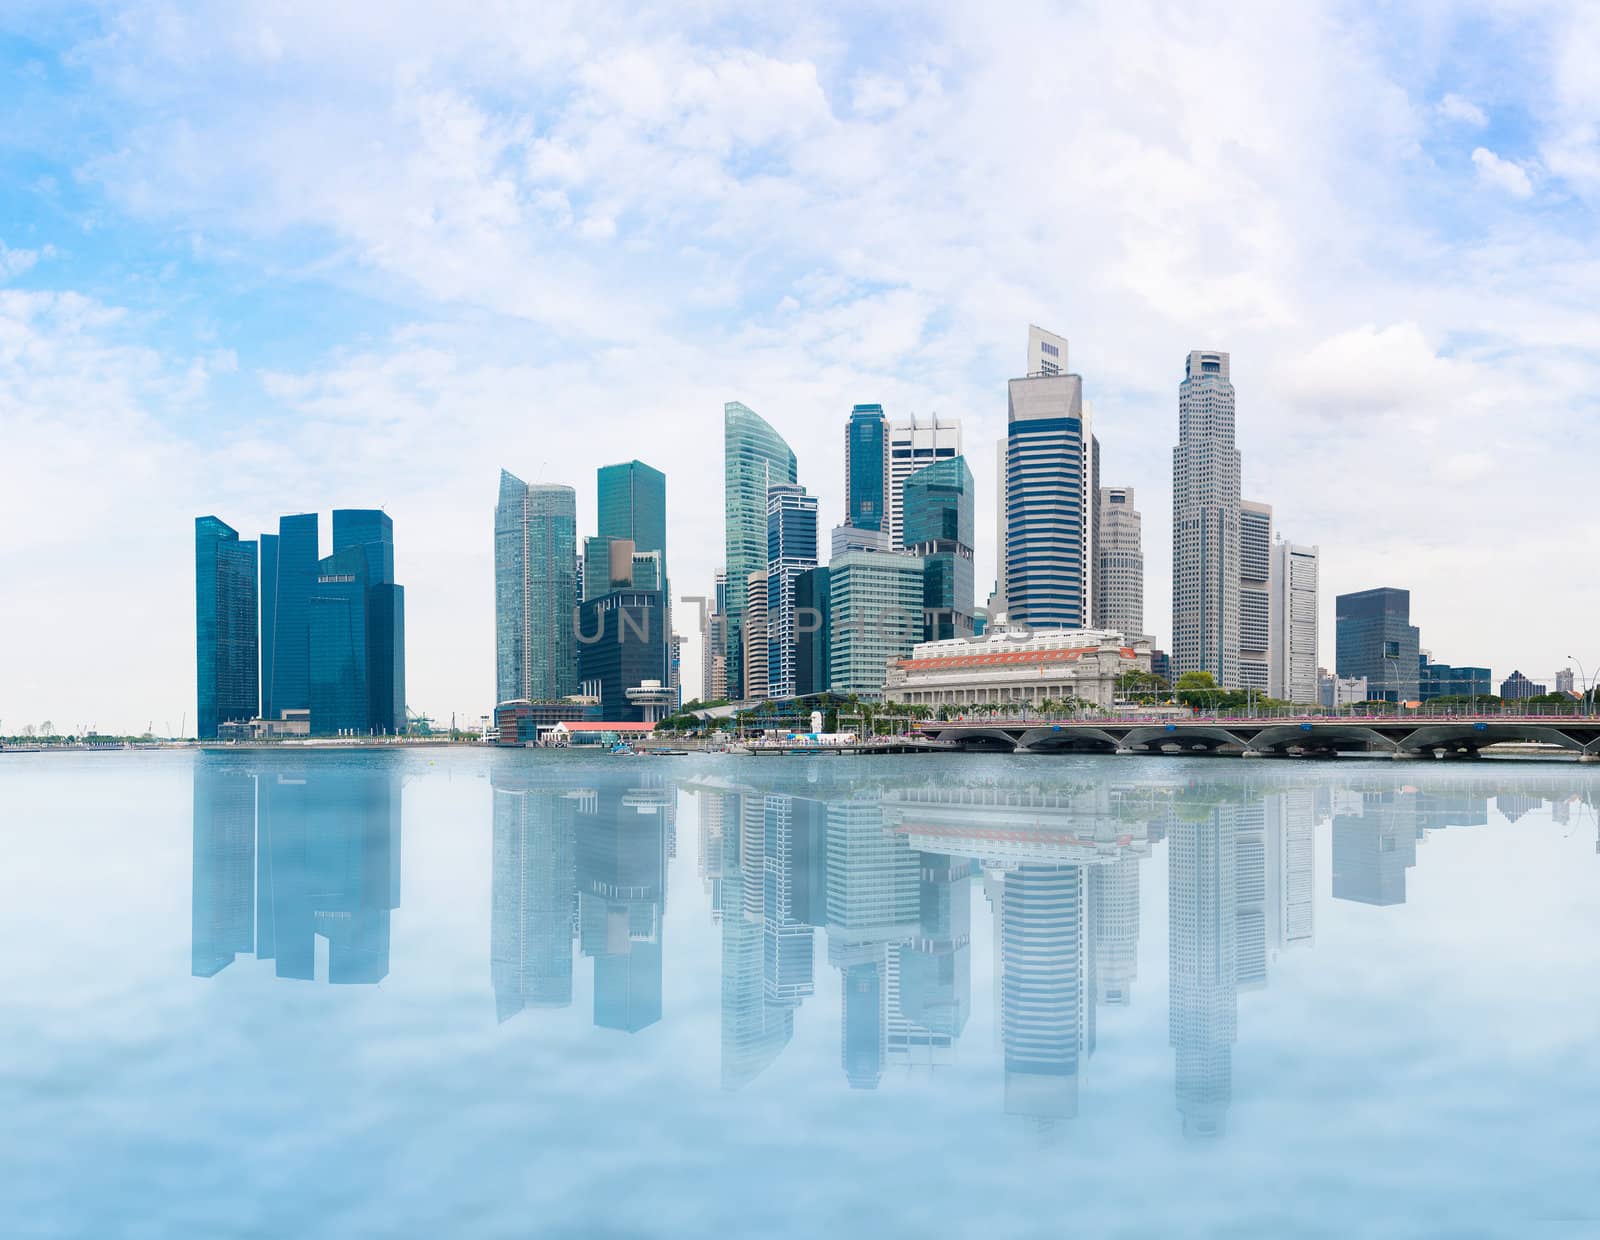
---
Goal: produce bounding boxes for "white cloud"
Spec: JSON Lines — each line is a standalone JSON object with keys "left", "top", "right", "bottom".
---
{"left": 1471, "top": 146, "right": 1534, "bottom": 198}
{"left": 1437, "top": 93, "right": 1488, "bottom": 127}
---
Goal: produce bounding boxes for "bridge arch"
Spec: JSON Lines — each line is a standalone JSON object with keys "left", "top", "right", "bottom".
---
{"left": 1016, "top": 726, "right": 1123, "bottom": 754}
{"left": 1244, "top": 723, "right": 1398, "bottom": 756}
{"left": 932, "top": 727, "right": 1021, "bottom": 752}
{"left": 1119, "top": 724, "right": 1249, "bottom": 754}
{"left": 1396, "top": 723, "right": 1590, "bottom": 755}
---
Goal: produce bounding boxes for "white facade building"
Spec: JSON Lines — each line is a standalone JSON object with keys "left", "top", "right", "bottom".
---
{"left": 1094, "top": 486, "right": 1143, "bottom": 639}
{"left": 743, "top": 569, "right": 768, "bottom": 701}
{"left": 887, "top": 414, "right": 962, "bottom": 550}
{"left": 883, "top": 627, "right": 1151, "bottom": 711}
{"left": 1172, "top": 350, "right": 1242, "bottom": 687}
{"left": 1268, "top": 540, "right": 1319, "bottom": 704}
{"left": 1238, "top": 501, "right": 1272, "bottom": 693}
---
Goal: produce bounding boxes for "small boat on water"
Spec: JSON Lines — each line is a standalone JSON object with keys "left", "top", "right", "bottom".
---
{"left": 608, "top": 741, "right": 638, "bottom": 756}
{"left": 644, "top": 748, "right": 689, "bottom": 756}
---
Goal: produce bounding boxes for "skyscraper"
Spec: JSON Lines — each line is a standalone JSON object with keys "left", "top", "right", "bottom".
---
{"left": 596, "top": 460, "right": 667, "bottom": 563}
{"left": 333, "top": 508, "right": 405, "bottom": 734}
{"left": 195, "top": 516, "right": 259, "bottom": 739}
{"left": 724, "top": 402, "right": 797, "bottom": 699}
{"left": 1238, "top": 501, "right": 1273, "bottom": 692}
{"left": 260, "top": 512, "right": 318, "bottom": 721}
{"left": 702, "top": 569, "right": 728, "bottom": 702}
{"left": 491, "top": 770, "right": 577, "bottom": 1019}
{"left": 1093, "top": 486, "right": 1143, "bottom": 639}
{"left": 1005, "top": 331, "right": 1094, "bottom": 629}
{"left": 828, "top": 550, "right": 925, "bottom": 699}
{"left": 902, "top": 455, "right": 975, "bottom": 641}
{"left": 795, "top": 566, "right": 831, "bottom": 697}
{"left": 576, "top": 537, "right": 668, "bottom": 719}
{"left": 887, "top": 414, "right": 962, "bottom": 550}
{"left": 1269, "top": 541, "right": 1319, "bottom": 704}
{"left": 308, "top": 545, "right": 370, "bottom": 735}
{"left": 844, "top": 404, "right": 888, "bottom": 533}
{"left": 1335, "top": 587, "right": 1420, "bottom": 703}
{"left": 495, "top": 472, "right": 578, "bottom": 705}
{"left": 743, "top": 569, "right": 769, "bottom": 700}
{"left": 765, "top": 484, "right": 819, "bottom": 699}
{"left": 1173, "top": 350, "right": 1242, "bottom": 685}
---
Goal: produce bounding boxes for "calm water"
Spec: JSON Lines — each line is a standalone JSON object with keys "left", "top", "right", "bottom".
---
{"left": 2, "top": 749, "right": 1598, "bottom": 1238}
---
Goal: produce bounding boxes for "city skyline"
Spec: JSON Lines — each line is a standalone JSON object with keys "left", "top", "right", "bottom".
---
{"left": 6, "top": 5, "right": 1600, "bottom": 730}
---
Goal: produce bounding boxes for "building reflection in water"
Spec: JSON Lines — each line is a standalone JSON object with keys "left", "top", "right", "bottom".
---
{"left": 491, "top": 768, "right": 671, "bottom": 1032}
{"left": 199, "top": 754, "right": 1595, "bottom": 1140}
{"left": 191, "top": 754, "right": 402, "bottom": 984}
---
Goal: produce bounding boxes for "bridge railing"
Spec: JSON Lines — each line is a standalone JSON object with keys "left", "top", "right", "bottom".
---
{"left": 919, "top": 708, "right": 1600, "bottom": 728}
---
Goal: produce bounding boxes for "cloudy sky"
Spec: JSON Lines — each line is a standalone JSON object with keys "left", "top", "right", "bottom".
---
{"left": 1, "top": 1, "right": 1597, "bottom": 733}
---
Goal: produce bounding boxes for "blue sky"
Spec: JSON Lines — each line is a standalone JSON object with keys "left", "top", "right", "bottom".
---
{"left": 1, "top": 1, "right": 1597, "bottom": 732}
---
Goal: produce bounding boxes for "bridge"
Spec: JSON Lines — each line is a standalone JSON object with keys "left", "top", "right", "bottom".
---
{"left": 913, "top": 715, "right": 1600, "bottom": 761}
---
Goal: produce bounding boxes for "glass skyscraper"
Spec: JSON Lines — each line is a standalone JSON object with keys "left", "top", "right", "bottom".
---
{"left": 902, "top": 455, "right": 975, "bottom": 642}
{"left": 194, "top": 516, "right": 259, "bottom": 739}
{"left": 724, "top": 402, "right": 797, "bottom": 700}
{"left": 844, "top": 404, "right": 887, "bottom": 532}
{"left": 309, "top": 545, "right": 371, "bottom": 736}
{"left": 597, "top": 460, "right": 667, "bottom": 562}
{"left": 795, "top": 566, "right": 831, "bottom": 697}
{"left": 495, "top": 471, "right": 579, "bottom": 705}
{"left": 1335, "top": 587, "right": 1421, "bottom": 703}
{"left": 260, "top": 512, "right": 318, "bottom": 721}
{"left": 333, "top": 508, "right": 405, "bottom": 734}
{"left": 827, "top": 550, "right": 924, "bottom": 700}
{"left": 1005, "top": 359, "right": 1094, "bottom": 630}
{"left": 765, "top": 484, "right": 819, "bottom": 699}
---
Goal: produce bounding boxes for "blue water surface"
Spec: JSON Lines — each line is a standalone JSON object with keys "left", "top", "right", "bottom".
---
{"left": 1, "top": 748, "right": 1597, "bottom": 1239}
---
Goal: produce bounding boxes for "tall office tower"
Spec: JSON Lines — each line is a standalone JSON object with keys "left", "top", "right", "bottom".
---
{"left": 1168, "top": 801, "right": 1239, "bottom": 1139}
{"left": 743, "top": 569, "right": 769, "bottom": 700}
{"left": 1089, "top": 857, "right": 1140, "bottom": 1006}
{"left": 577, "top": 539, "right": 667, "bottom": 719}
{"left": 721, "top": 789, "right": 797, "bottom": 1089}
{"left": 490, "top": 770, "right": 577, "bottom": 1020}
{"left": 1269, "top": 541, "right": 1319, "bottom": 704}
{"left": 191, "top": 763, "right": 257, "bottom": 975}
{"left": 1332, "top": 792, "right": 1418, "bottom": 905}
{"left": 887, "top": 413, "right": 962, "bottom": 550}
{"left": 667, "top": 633, "right": 684, "bottom": 709}
{"left": 903, "top": 456, "right": 975, "bottom": 642}
{"left": 1237, "top": 501, "right": 1272, "bottom": 692}
{"left": 260, "top": 512, "right": 317, "bottom": 721}
{"left": 844, "top": 404, "right": 889, "bottom": 532}
{"left": 195, "top": 516, "right": 259, "bottom": 739}
{"left": 1173, "top": 350, "right": 1242, "bottom": 685}
{"left": 1005, "top": 331, "right": 1094, "bottom": 628}
{"left": 1336, "top": 587, "right": 1421, "bottom": 704}
{"left": 841, "top": 949, "right": 889, "bottom": 1090}
{"left": 495, "top": 471, "right": 579, "bottom": 705}
{"left": 724, "top": 402, "right": 797, "bottom": 699}
{"left": 577, "top": 786, "right": 667, "bottom": 1033}
{"left": 308, "top": 545, "right": 370, "bottom": 735}
{"left": 1094, "top": 487, "right": 1144, "bottom": 639}
{"left": 999, "top": 864, "right": 1094, "bottom": 1128}
{"left": 1027, "top": 323, "right": 1068, "bottom": 376}
{"left": 795, "top": 566, "right": 831, "bottom": 696}
{"left": 597, "top": 460, "right": 667, "bottom": 563}
{"left": 827, "top": 549, "right": 925, "bottom": 699}
{"left": 765, "top": 484, "right": 820, "bottom": 699}
{"left": 824, "top": 799, "right": 921, "bottom": 944}
{"left": 1267, "top": 789, "right": 1316, "bottom": 951}
{"left": 332, "top": 509, "right": 406, "bottom": 735}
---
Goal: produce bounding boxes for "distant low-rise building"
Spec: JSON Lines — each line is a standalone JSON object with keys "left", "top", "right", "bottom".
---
{"left": 884, "top": 628, "right": 1151, "bottom": 711}
{"left": 493, "top": 699, "right": 602, "bottom": 746}
{"left": 1418, "top": 655, "right": 1492, "bottom": 701}
{"left": 1317, "top": 669, "right": 1368, "bottom": 709}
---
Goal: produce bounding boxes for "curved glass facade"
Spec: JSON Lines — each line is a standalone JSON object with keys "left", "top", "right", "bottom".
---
{"left": 723, "top": 402, "right": 796, "bottom": 700}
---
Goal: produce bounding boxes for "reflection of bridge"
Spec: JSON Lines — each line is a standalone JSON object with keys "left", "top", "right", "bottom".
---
{"left": 915, "top": 716, "right": 1600, "bottom": 761}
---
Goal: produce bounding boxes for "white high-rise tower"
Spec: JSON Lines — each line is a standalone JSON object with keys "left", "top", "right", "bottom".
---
{"left": 1268, "top": 540, "right": 1319, "bottom": 703}
{"left": 1172, "top": 351, "right": 1241, "bottom": 685}
{"left": 886, "top": 414, "right": 962, "bottom": 550}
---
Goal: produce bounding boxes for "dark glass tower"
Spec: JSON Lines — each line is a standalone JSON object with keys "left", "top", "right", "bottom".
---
{"left": 597, "top": 460, "right": 667, "bottom": 563}
{"left": 795, "top": 566, "right": 831, "bottom": 697}
{"left": 195, "top": 516, "right": 259, "bottom": 739}
{"left": 845, "top": 404, "right": 888, "bottom": 532}
{"left": 261, "top": 513, "right": 319, "bottom": 721}
{"left": 309, "top": 545, "right": 370, "bottom": 735}
{"left": 903, "top": 455, "right": 976, "bottom": 641}
{"left": 334, "top": 508, "right": 406, "bottom": 734}
{"left": 1335, "top": 587, "right": 1420, "bottom": 703}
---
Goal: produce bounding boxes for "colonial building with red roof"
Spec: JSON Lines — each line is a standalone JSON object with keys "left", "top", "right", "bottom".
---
{"left": 883, "top": 627, "right": 1151, "bottom": 710}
